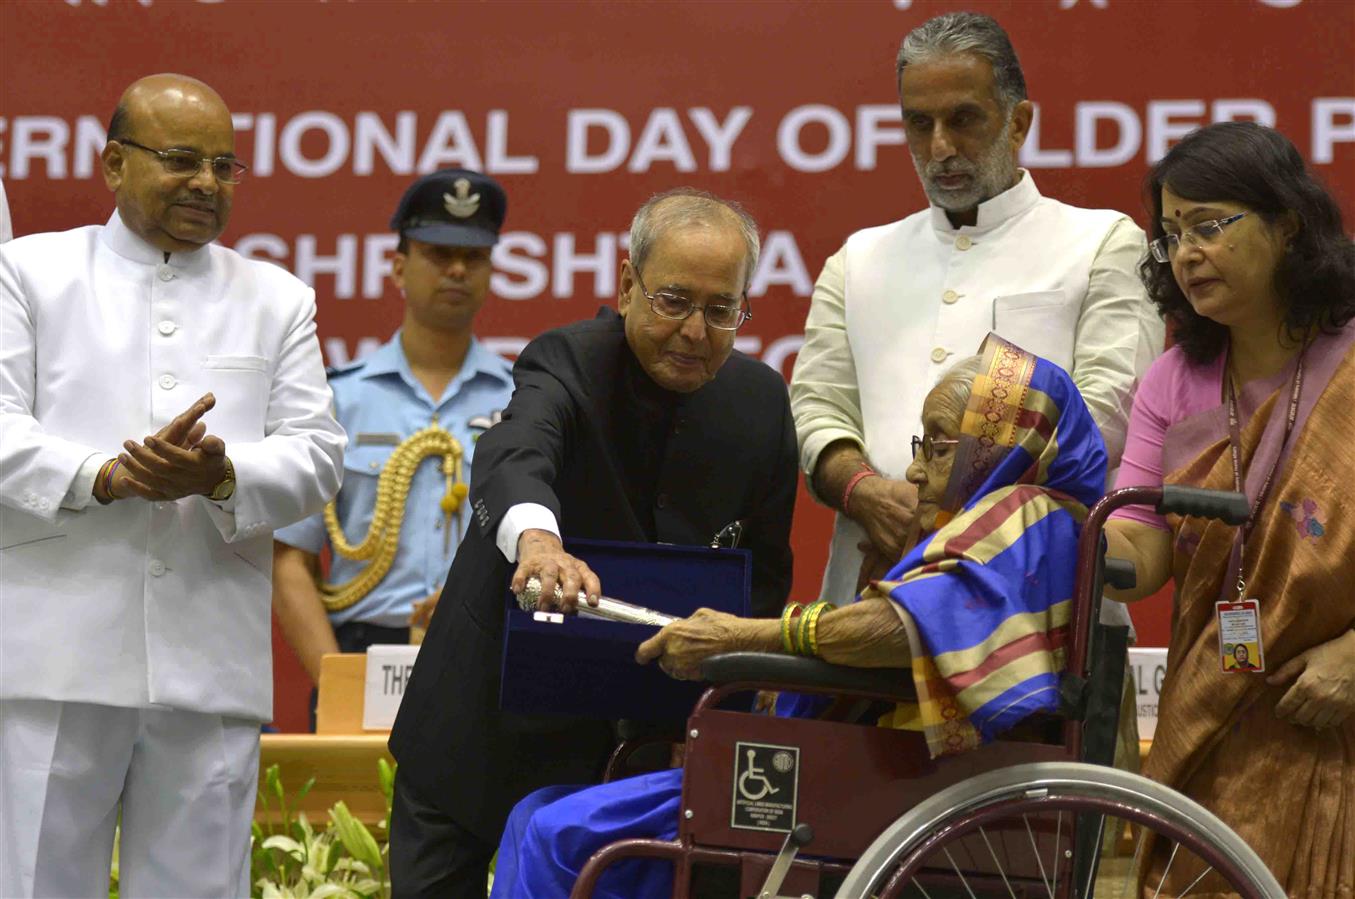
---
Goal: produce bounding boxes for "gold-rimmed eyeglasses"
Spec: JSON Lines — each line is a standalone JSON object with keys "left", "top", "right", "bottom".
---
{"left": 116, "top": 139, "right": 248, "bottom": 184}
{"left": 632, "top": 267, "right": 751, "bottom": 331}
{"left": 912, "top": 434, "right": 961, "bottom": 461}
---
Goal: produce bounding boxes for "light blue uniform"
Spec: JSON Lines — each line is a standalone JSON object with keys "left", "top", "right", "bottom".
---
{"left": 275, "top": 332, "right": 515, "bottom": 627}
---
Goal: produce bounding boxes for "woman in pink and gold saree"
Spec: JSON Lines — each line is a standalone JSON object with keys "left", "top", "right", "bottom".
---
{"left": 1106, "top": 123, "right": 1355, "bottom": 898}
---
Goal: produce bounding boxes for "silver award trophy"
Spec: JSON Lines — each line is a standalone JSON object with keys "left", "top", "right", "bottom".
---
{"left": 516, "top": 576, "right": 677, "bottom": 627}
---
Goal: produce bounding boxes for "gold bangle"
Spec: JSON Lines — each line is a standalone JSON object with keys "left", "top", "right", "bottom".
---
{"left": 795, "top": 602, "right": 814, "bottom": 655}
{"left": 805, "top": 601, "right": 836, "bottom": 658}
{"left": 780, "top": 603, "right": 803, "bottom": 654}
{"left": 797, "top": 601, "right": 825, "bottom": 656}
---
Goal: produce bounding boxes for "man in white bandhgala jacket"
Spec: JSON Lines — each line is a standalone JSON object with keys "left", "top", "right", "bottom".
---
{"left": 789, "top": 13, "right": 1157, "bottom": 792}
{"left": 790, "top": 12, "right": 1162, "bottom": 605}
{"left": 0, "top": 74, "right": 345, "bottom": 898}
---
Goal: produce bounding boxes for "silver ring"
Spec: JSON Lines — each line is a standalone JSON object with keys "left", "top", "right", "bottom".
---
{"left": 517, "top": 576, "right": 542, "bottom": 611}
{"left": 518, "top": 575, "right": 567, "bottom": 612}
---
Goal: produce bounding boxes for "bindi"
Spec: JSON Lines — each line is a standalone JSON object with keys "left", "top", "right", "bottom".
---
{"left": 1174, "top": 208, "right": 1181, "bottom": 217}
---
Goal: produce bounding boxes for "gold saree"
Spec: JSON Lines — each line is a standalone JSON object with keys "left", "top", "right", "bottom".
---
{"left": 1143, "top": 323, "right": 1355, "bottom": 898}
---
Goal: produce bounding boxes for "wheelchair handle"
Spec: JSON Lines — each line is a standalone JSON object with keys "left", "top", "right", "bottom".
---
{"left": 1069, "top": 486, "right": 1247, "bottom": 686}
{"left": 1157, "top": 485, "right": 1251, "bottom": 524}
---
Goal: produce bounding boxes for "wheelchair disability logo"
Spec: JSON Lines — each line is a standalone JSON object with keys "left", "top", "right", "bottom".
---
{"left": 730, "top": 741, "right": 799, "bottom": 832}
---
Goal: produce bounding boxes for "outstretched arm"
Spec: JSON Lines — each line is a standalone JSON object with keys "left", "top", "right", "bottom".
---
{"left": 635, "top": 597, "right": 911, "bottom": 680}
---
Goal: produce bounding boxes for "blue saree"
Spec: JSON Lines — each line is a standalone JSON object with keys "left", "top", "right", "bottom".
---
{"left": 490, "top": 335, "right": 1108, "bottom": 897}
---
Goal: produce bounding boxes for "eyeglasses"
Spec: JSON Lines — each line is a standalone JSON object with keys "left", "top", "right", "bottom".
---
{"left": 632, "top": 267, "right": 751, "bottom": 331}
{"left": 912, "top": 434, "right": 960, "bottom": 461}
{"left": 116, "top": 139, "right": 248, "bottom": 184}
{"left": 1149, "top": 212, "right": 1247, "bottom": 263}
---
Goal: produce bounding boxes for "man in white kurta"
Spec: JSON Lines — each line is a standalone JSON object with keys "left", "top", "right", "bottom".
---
{"left": 0, "top": 75, "right": 344, "bottom": 897}
{"left": 791, "top": 12, "right": 1162, "bottom": 609}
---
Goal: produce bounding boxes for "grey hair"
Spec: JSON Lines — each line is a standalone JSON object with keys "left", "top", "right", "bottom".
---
{"left": 628, "top": 188, "right": 761, "bottom": 291}
{"left": 896, "top": 12, "right": 1028, "bottom": 113}
{"left": 927, "top": 355, "right": 985, "bottom": 426}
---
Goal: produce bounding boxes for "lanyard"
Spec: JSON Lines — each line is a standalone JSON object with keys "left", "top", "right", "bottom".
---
{"left": 1223, "top": 347, "right": 1306, "bottom": 600}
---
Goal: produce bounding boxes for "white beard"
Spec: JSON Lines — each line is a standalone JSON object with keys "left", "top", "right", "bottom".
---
{"left": 911, "top": 122, "right": 1019, "bottom": 213}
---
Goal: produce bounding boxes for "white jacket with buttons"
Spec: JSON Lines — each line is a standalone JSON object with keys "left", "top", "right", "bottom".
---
{"left": 0, "top": 211, "right": 345, "bottom": 720}
{"left": 791, "top": 173, "right": 1163, "bottom": 610}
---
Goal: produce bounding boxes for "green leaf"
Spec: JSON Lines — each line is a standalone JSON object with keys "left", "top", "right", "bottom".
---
{"left": 295, "top": 776, "right": 317, "bottom": 805}
{"left": 376, "top": 758, "right": 394, "bottom": 798}
{"left": 267, "top": 764, "right": 284, "bottom": 802}
{"left": 322, "top": 837, "right": 343, "bottom": 874}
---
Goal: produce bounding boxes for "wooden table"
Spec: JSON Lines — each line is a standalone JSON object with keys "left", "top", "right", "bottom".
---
{"left": 257, "top": 654, "right": 393, "bottom": 827}
{"left": 257, "top": 733, "right": 393, "bottom": 827}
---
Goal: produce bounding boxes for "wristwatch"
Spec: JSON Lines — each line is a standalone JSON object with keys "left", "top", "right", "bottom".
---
{"left": 208, "top": 457, "right": 236, "bottom": 502}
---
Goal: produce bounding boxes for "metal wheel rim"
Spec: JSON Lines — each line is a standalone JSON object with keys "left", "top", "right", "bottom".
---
{"left": 835, "top": 762, "right": 1284, "bottom": 899}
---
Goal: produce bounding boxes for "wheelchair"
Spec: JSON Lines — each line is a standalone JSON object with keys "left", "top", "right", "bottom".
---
{"left": 569, "top": 486, "right": 1285, "bottom": 899}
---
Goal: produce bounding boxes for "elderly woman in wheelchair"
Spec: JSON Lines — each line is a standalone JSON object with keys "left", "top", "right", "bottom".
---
{"left": 489, "top": 334, "right": 1112, "bottom": 899}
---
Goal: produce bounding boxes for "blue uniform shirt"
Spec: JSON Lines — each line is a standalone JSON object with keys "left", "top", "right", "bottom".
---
{"left": 275, "top": 332, "right": 515, "bottom": 627}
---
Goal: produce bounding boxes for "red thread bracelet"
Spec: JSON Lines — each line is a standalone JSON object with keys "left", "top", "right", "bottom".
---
{"left": 841, "top": 466, "right": 878, "bottom": 514}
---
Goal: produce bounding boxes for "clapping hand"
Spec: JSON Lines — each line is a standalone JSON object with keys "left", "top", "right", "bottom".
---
{"left": 114, "top": 393, "right": 230, "bottom": 502}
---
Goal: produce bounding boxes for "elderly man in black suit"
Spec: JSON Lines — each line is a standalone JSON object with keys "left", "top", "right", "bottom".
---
{"left": 387, "top": 188, "right": 797, "bottom": 897}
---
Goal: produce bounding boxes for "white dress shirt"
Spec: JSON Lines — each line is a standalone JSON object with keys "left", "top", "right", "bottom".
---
{"left": 791, "top": 172, "right": 1161, "bottom": 609}
{"left": 0, "top": 211, "right": 345, "bottom": 720}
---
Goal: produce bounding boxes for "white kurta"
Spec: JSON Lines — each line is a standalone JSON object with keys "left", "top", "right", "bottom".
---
{"left": 0, "top": 211, "right": 345, "bottom": 721}
{"left": 791, "top": 172, "right": 1162, "bottom": 607}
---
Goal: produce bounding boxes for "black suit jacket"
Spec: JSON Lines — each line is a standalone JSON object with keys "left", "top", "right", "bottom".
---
{"left": 388, "top": 310, "right": 796, "bottom": 841}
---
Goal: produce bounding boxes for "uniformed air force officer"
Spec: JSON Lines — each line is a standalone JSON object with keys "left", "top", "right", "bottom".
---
{"left": 272, "top": 169, "right": 515, "bottom": 695}
{"left": 0, "top": 74, "right": 344, "bottom": 898}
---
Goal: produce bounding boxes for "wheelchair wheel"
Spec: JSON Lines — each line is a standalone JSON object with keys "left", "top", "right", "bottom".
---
{"left": 833, "top": 762, "right": 1283, "bottom": 899}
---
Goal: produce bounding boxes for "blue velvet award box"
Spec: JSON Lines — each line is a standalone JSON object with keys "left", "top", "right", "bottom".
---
{"left": 500, "top": 538, "right": 752, "bottom": 720}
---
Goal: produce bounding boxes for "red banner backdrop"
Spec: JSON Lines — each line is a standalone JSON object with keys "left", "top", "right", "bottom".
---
{"left": 3, "top": 0, "right": 1352, "bottom": 729}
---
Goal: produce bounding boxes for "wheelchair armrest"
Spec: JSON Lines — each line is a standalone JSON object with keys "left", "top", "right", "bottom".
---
{"left": 699, "top": 652, "right": 915, "bottom": 703}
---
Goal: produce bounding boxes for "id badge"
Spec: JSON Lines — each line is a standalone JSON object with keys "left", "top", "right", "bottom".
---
{"left": 1216, "top": 599, "right": 1265, "bottom": 673}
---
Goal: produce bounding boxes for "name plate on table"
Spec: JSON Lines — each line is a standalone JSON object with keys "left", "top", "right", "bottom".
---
{"left": 1128, "top": 647, "right": 1168, "bottom": 741}
{"left": 362, "top": 644, "right": 420, "bottom": 730}
{"left": 500, "top": 538, "right": 751, "bottom": 721}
